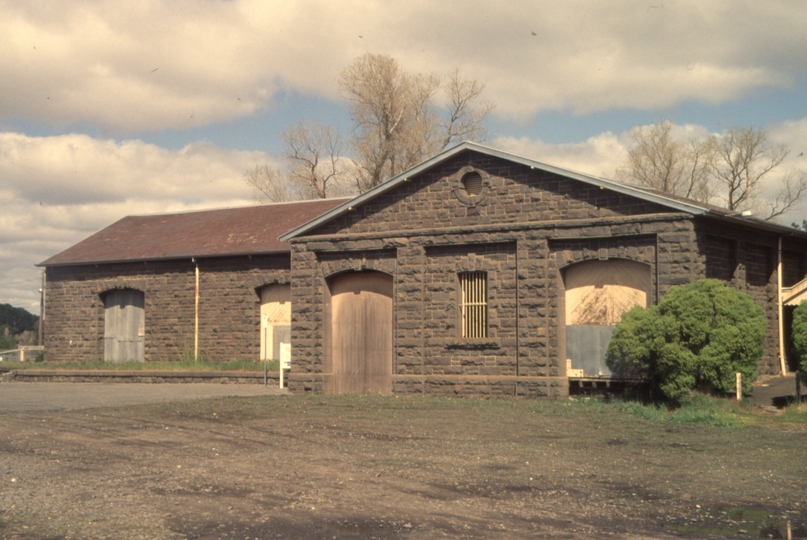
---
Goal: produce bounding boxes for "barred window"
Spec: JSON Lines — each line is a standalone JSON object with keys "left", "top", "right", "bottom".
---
{"left": 460, "top": 271, "right": 487, "bottom": 338}
{"left": 461, "top": 171, "right": 484, "bottom": 197}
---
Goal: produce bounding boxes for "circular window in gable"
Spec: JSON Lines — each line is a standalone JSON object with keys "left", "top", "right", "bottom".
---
{"left": 462, "top": 171, "right": 484, "bottom": 197}
{"left": 452, "top": 166, "right": 490, "bottom": 207}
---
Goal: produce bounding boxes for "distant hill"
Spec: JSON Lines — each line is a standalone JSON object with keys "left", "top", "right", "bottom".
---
{"left": 0, "top": 304, "right": 38, "bottom": 334}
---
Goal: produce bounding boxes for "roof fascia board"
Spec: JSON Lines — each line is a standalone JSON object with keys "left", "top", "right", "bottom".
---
{"left": 37, "top": 249, "right": 292, "bottom": 268}
{"left": 279, "top": 142, "right": 711, "bottom": 241}
{"left": 700, "top": 213, "right": 807, "bottom": 239}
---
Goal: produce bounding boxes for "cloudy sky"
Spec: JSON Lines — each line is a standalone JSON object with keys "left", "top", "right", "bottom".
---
{"left": 3, "top": 0, "right": 807, "bottom": 314}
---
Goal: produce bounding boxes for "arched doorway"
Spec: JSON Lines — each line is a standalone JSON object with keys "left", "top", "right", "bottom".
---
{"left": 103, "top": 288, "right": 145, "bottom": 362}
{"left": 564, "top": 259, "right": 651, "bottom": 376}
{"left": 328, "top": 271, "right": 393, "bottom": 394}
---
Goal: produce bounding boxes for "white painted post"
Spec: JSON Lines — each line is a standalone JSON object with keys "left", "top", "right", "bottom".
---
{"left": 736, "top": 372, "right": 742, "bottom": 401}
{"left": 279, "top": 343, "right": 291, "bottom": 389}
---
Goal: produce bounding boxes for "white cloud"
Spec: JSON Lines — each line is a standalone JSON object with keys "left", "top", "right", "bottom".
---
{"left": 1, "top": 0, "right": 805, "bottom": 131}
{"left": 494, "top": 132, "right": 629, "bottom": 179}
{"left": 770, "top": 118, "right": 807, "bottom": 162}
{"left": 0, "top": 133, "right": 269, "bottom": 205}
{"left": 0, "top": 132, "right": 275, "bottom": 310}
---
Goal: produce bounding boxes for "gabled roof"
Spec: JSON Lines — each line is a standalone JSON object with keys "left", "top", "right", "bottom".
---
{"left": 279, "top": 142, "right": 807, "bottom": 241}
{"left": 39, "top": 198, "right": 349, "bottom": 267}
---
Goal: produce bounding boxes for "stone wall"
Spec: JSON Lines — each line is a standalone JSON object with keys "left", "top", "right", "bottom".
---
{"left": 44, "top": 255, "right": 289, "bottom": 363}
{"left": 286, "top": 149, "right": 702, "bottom": 398}
{"left": 289, "top": 215, "right": 707, "bottom": 396}
{"left": 782, "top": 249, "right": 806, "bottom": 288}
{"left": 318, "top": 153, "right": 676, "bottom": 237}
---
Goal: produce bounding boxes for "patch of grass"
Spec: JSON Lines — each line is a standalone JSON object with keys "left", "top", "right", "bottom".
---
{"left": 570, "top": 393, "right": 753, "bottom": 427}
{"left": 14, "top": 357, "right": 279, "bottom": 372}
{"left": 775, "top": 402, "right": 807, "bottom": 424}
{"left": 666, "top": 393, "right": 750, "bottom": 427}
{"left": 613, "top": 400, "right": 665, "bottom": 421}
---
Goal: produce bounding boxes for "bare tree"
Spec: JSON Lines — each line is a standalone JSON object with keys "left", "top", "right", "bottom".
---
{"left": 245, "top": 122, "right": 356, "bottom": 203}
{"left": 244, "top": 164, "right": 306, "bottom": 203}
{"left": 615, "top": 122, "right": 807, "bottom": 221}
{"left": 246, "top": 54, "right": 494, "bottom": 198}
{"left": 340, "top": 54, "right": 494, "bottom": 191}
{"left": 767, "top": 170, "right": 807, "bottom": 220}
{"left": 707, "top": 126, "right": 806, "bottom": 219}
{"left": 614, "top": 121, "right": 711, "bottom": 202}
{"left": 283, "top": 121, "right": 353, "bottom": 199}
{"left": 439, "top": 70, "right": 495, "bottom": 150}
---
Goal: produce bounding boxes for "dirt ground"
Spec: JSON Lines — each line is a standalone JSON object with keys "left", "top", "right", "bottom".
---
{"left": 1, "top": 392, "right": 806, "bottom": 539}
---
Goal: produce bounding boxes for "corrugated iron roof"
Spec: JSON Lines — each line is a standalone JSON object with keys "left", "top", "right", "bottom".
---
{"left": 39, "top": 198, "right": 349, "bottom": 267}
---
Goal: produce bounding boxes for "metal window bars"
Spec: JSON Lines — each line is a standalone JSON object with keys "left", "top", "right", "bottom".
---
{"left": 460, "top": 271, "right": 487, "bottom": 338}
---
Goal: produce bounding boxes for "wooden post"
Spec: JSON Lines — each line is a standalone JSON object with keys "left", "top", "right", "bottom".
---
{"left": 736, "top": 372, "right": 742, "bottom": 401}
{"left": 778, "top": 237, "right": 787, "bottom": 375}
{"left": 38, "top": 271, "right": 45, "bottom": 347}
{"left": 194, "top": 259, "right": 199, "bottom": 362}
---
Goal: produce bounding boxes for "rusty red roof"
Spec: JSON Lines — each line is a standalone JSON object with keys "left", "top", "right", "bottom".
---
{"left": 39, "top": 198, "right": 349, "bottom": 266}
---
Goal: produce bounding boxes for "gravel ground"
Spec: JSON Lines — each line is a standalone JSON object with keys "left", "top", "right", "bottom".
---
{"left": 1, "top": 392, "right": 805, "bottom": 539}
{"left": 0, "top": 382, "right": 283, "bottom": 413}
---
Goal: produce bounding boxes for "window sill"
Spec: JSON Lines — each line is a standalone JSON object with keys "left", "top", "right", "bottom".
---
{"left": 436, "top": 338, "right": 501, "bottom": 351}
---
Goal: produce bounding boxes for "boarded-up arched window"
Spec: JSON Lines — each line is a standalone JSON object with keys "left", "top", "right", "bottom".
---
{"left": 260, "top": 284, "right": 291, "bottom": 361}
{"left": 564, "top": 260, "right": 651, "bottom": 376}
{"left": 103, "top": 288, "right": 145, "bottom": 362}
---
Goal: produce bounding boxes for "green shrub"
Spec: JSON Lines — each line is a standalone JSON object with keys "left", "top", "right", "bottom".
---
{"left": 606, "top": 279, "right": 766, "bottom": 403}
{"left": 791, "top": 301, "right": 807, "bottom": 385}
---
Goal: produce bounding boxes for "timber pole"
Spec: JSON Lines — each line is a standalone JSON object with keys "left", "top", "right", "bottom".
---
{"left": 778, "top": 237, "right": 787, "bottom": 375}
{"left": 193, "top": 258, "right": 199, "bottom": 362}
{"left": 38, "top": 271, "right": 45, "bottom": 347}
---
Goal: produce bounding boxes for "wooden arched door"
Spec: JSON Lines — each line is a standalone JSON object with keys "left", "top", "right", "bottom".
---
{"left": 329, "top": 271, "right": 393, "bottom": 394}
